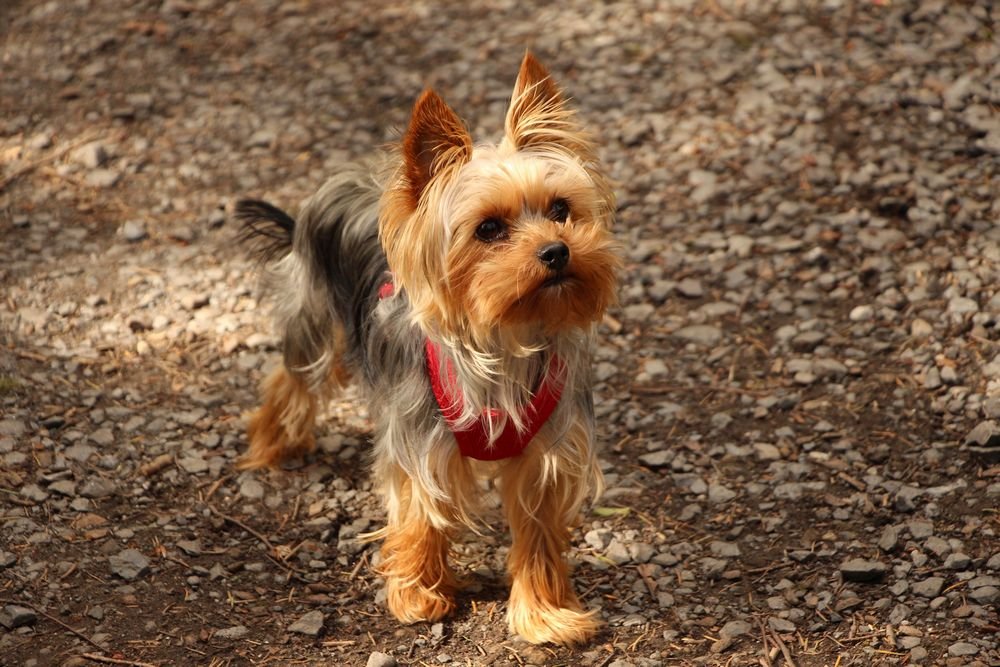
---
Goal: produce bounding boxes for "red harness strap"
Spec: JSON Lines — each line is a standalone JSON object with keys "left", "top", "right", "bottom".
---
{"left": 378, "top": 279, "right": 562, "bottom": 460}
{"left": 425, "top": 340, "right": 563, "bottom": 461}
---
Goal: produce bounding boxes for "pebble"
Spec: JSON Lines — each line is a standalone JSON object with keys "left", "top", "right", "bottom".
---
{"left": 120, "top": 220, "right": 148, "bottom": 242}
{"left": 0, "top": 605, "right": 37, "bottom": 630}
{"left": 911, "top": 577, "right": 945, "bottom": 598}
{"left": 840, "top": 558, "right": 887, "bottom": 583}
{"left": 109, "top": 549, "right": 150, "bottom": 581}
{"left": 215, "top": 625, "right": 249, "bottom": 640}
{"left": 366, "top": 653, "right": 397, "bottom": 667}
{"left": 948, "top": 642, "right": 979, "bottom": 657}
{"left": 673, "top": 325, "right": 722, "bottom": 346}
{"left": 287, "top": 610, "right": 324, "bottom": 636}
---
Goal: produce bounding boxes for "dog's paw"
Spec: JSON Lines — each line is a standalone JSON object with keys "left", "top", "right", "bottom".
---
{"left": 239, "top": 407, "right": 316, "bottom": 469}
{"left": 385, "top": 578, "right": 455, "bottom": 624}
{"left": 507, "top": 598, "right": 600, "bottom": 645}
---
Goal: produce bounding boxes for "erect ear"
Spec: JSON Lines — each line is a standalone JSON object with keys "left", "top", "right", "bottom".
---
{"left": 401, "top": 89, "right": 472, "bottom": 208}
{"left": 504, "top": 52, "right": 574, "bottom": 150}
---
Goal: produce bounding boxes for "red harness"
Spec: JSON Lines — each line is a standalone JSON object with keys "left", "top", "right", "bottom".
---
{"left": 379, "top": 281, "right": 563, "bottom": 460}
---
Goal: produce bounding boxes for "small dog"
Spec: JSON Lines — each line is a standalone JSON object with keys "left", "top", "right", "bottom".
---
{"left": 235, "top": 53, "right": 619, "bottom": 645}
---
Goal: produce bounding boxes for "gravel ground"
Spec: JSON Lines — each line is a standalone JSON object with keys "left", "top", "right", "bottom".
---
{"left": 2, "top": 1, "right": 999, "bottom": 666}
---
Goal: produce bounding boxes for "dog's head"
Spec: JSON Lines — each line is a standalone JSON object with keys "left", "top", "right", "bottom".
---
{"left": 381, "top": 53, "right": 619, "bottom": 346}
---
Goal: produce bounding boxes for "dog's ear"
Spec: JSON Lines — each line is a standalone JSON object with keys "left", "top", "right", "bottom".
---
{"left": 505, "top": 52, "right": 577, "bottom": 151}
{"left": 402, "top": 89, "right": 472, "bottom": 207}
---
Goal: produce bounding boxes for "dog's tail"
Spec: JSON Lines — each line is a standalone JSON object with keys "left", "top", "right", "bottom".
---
{"left": 234, "top": 199, "right": 296, "bottom": 262}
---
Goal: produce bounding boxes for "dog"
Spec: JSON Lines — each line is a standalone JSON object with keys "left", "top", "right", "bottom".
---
{"left": 234, "top": 52, "right": 619, "bottom": 645}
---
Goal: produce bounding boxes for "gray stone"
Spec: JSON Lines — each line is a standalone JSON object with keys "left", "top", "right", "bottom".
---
{"left": 215, "top": 625, "right": 249, "bottom": 640}
{"left": 177, "top": 455, "right": 208, "bottom": 474}
{"left": 911, "top": 577, "right": 944, "bottom": 598}
{"left": 20, "top": 484, "right": 49, "bottom": 502}
{"left": 0, "top": 605, "right": 37, "bottom": 630}
{"left": 48, "top": 480, "right": 76, "bottom": 496}
{"left": 109, "top": 549, "right": 150, "bottom": 581}
{"left": 240, "top": 478, "right": 265, "bottom": 500}
{"left": 948, "top": 642, "right": 978, "bottom": 657}
{"left": 90, "top": 428, "right": 115, "bottom": 447}
{"left": 719, "top": 619, "right": 751, "bottom": 639}
{"left": 674, "top": 325, "right": 722, "bottom": 346}
{"left": 768, "top": 617, "right": 796, "bottom": 633}
{"left": 584, "top": 528, "right": 612, "bottom": 550}
{"left": 366, "top": 652, "right": 398, "bottom": 667}
{"left": 839, "top": 558, "right": 887, "bottom": 582}
{"left": 638, "top": 450, "right": 673, "bottom": 468}
{"left": 0, "top": 420, "right": 25, "bottom": 437}
{"left": 79, "top": 479, "right": 116, "bottom": 498}
{"left": 878, "top": 525, "right": 899, "bottom": 552}
{"left": 710, "top": 541, "right": 741, "bottom": 558}
{"left": 707, "top": 483, "right": 737, "bottom": 504}
{"left": 64, "top": 443, "right": 96, "bottom": 462}
{"left": 287, "top": 610, "right": 324, "bottom": 636}
{"left": 753, "top": 443, "right": 781, "bottom": 461}
{"left": 790, "top": 331, "right": 826, "bottom": 352}
{"left": 969, "top": 586, "right": 999, "bottom": 604}
{"left": 121, "top": 220, "right": 148, "bottom": 242}
{"left": 176, "top": 539, "right": 203, "bottom": 556}
{"left": 943, "top": 553, "right": 970, "bottom": 570}
{"left": 605, "top": 539, "right": 631, "bottom": 565}
{"left": 676, "top": 278, "right": 704, "bottom": 298}
{"left": 72, "top": 141, "right": 108, "bottom": 168}
{"left": 85, "top": 168, "right": 120, "bottom": 188}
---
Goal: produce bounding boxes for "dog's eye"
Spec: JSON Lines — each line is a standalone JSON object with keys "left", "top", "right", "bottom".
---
{"left": 475, "top": 217, "right": 506, "bottom": 242}
{"left": 549, "top": 198, "right": 570, "bottom": 223}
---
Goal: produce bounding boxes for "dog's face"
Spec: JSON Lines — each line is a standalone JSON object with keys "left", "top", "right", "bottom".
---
{"left": 381, "top": 54, "right": 619, "bottom": 344}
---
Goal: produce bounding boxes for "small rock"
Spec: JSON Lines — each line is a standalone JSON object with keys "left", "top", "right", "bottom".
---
{"left": 710, "top": 541, "right": 741, "bottom": 558}
{"left": 849, "top": 305, "right": 874, "bottom": 322}
{"left": 839, "top": 558, "right": 887, "bottom": 583}
{"left": 85, "top": 168, "right": 120, "bottom": 188}
{"left": 109, "top": 549, "right": 150, "bottom": 581}
{"left": 790, "top": 330, "right": 825, "bottom": 352}
{"left": 969, "top": 586, "right": 999, "bottom": 604}
{"left": 176, "top": 540, "right": 203, "bottom": 556}
{"left": 584, "top": 528, "right": 612, "bottom": 550}
{"left": 948, "top": 642, "right": 978, "bottom": 657}
{"left": 638, "top": 450, "right": 673, "bottom": 468}
{"left": 676, "top": 278, "right": 704, "bottom": 298}
{"left": 719, "top": 619, "right": 751, "bottom": 639}
{"left": 215, "top": 625, "right": 249, "bottom": 640}
{"left": 89, "top": 427, "right": 114, "bottom": 447}
{"left": 605, "top": 539, "right": 631, "bottom": 565}
{"left": 911, "top": 577, "right": 945, "bottom": 598}
{"left": 72, "top": 141, "right": 108, "bottom": 168}
{"left": 288, "top": 610, "right": 324, "bottom": 636}
{"left": 120, "top": 220, "right": 148, "bottom": 242}
{"left": 768, "top": 617, "right": 796, "bottom": 633}
{"left": 240, "top": 478, "right": 265, "bottom": 500}
{"left": 753, "top": 442, "right": 781, "bottom": 461}
{"left": 878, "top": 526, "right": 899, "bottom": 552}
{"left": 48, "top": 479, "right": 76, "bottom": 496}
{"left": 366, "top": 652, "right": 397, "bottom": 667}
{"left": 910, "top": 318, "right": 933, "bottom": 338}
{"left": 674, "top": 324, "right": 722, "bottom": 346}
{"left": 79, "top": 479, "right": 116, "bottom": 498}
{"left": 707, "top": 483, "right": 737, "bottom": 504}
{"left": 0, "top": 605, "right": 37, "bottom": 630}
{"left": 20, "top": 484, "right": 49, "bottom": 503}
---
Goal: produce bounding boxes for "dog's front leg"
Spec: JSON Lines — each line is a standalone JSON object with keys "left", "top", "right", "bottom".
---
{"left": 376, "top": 464, "right": 458, "bottom": 624}
{"left": 500, "top": 438, "right": 601, "bottom": 645}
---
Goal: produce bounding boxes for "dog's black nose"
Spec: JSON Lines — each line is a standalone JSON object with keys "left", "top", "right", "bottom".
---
{"left": 537, "top": 241, "right": 570, "bottom": 272}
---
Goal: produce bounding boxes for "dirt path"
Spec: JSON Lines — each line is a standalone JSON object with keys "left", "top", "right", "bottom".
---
{"left": 2, "top": 1, "right": 998, "bottom": 666}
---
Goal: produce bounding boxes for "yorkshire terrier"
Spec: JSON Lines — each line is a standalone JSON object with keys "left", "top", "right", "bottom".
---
{"left": 234, "top": 53, "right": 619, "bottom": 645}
